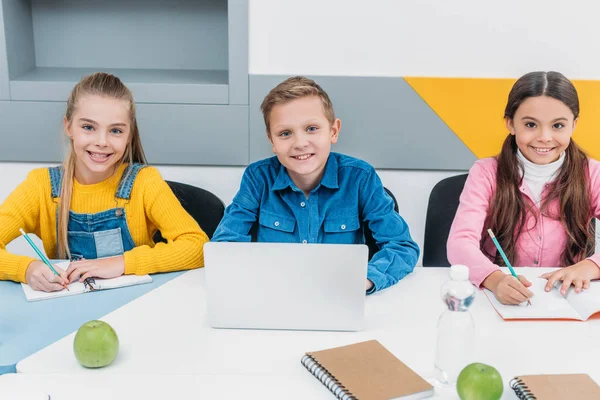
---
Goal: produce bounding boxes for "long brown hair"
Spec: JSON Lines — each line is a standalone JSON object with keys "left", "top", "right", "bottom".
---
{"left": 488, "top": 71, "right": 593, "bottom": 267}
{"left": 58, "top": 72, "right": 147, "bottom": 259}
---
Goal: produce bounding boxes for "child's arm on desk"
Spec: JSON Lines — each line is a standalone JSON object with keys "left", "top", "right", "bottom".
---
{"left": 541, "top": 162, "right": 600, "bottom": 296}
{"left": 122, "top": 168, "right": 208, "bottom": 275}
{"left": 359, "top": 169, "right": 419, "bottom": 294}
{"left": 447, "top": 161, "right": 503, "bottom": 288}
{"left": 0, "top": 169, "right": 47, "bottom": 283}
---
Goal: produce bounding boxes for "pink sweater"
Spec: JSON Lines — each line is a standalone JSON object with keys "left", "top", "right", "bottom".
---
{"left": 447, "top": 157, "right": 600, "bottom": 287}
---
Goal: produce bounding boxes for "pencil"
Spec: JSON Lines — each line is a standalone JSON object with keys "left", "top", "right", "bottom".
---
{"left": 19, "top": 228, "right": 69, "bottom": 291}
{"left": 487, "top": 229, "right": 530, "bottom": 305}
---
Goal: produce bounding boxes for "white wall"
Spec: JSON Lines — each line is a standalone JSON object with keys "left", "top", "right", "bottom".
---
{"left": 249, "top": 0, "right": 600, "bottom": 79}
{"left": 0, "top": 162, "right": 463, "bottom": 265}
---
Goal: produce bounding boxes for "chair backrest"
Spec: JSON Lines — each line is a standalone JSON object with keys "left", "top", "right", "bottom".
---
{"left": 250, "top": 187, "right": 399, "bottom": 261}
{"left": 423, "top": 174, "right": 468, "bottom": 267}
{"left": 154, "top": 181, "right": 225, "bottom": 243}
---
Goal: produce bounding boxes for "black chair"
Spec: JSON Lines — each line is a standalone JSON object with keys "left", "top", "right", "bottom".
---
{"left": 422, "top": 174, "right": 468, "bottom": 267}
{"left": 154, "top": 181, "right": 225, "bottom": 243}
{"left": 249, "top": 187, "right": 399, "bottom": 261}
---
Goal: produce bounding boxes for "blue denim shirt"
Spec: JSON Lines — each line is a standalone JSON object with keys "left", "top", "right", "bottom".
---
{"left": 211, "top": 152, "right": 420, "bottom": 293}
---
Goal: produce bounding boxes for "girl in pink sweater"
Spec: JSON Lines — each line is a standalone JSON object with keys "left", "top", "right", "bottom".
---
{"left": 447, "top": 71, "right": 600, "bottom": 305}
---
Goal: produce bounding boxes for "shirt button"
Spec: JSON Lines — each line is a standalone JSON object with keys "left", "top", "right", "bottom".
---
{"left": 341, "top": 224, "right": 346, "bottom": 230}
{"left": 545, "top": 184, "right": 549, "bottom": 188}
{"left": 300, "top": 202, "right": 306, "bottom": 208}
{"left": 274, "top": 221, "right": 280, "bottom": 227}
{"left": 302, "top": 239, "right": 307, "bottom": 244}
{"left": 534, "top": 260, "right": 539, "bottom": 265}
{"left": 538, "top": 236, "right": 542, "bottom": 240}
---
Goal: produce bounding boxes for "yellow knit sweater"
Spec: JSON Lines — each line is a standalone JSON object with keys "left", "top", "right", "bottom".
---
{"left": 0, "top": 164, "right": 208, "bottom": 283}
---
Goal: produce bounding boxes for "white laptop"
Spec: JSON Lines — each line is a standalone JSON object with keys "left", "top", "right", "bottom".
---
{"left": 204, "top": 242, "right": 368, "bottom": 331}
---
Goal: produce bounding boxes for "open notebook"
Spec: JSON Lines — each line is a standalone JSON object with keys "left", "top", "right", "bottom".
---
{"left": 484, "top": 267, "right": 600, "bottom": 320}
{"left": 21, "top": 261, "right": 152, "bottom": 302}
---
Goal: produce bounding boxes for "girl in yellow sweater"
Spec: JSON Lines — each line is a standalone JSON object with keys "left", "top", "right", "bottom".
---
{"left": 0, "top": 72, "right": 208, "bottom": 291}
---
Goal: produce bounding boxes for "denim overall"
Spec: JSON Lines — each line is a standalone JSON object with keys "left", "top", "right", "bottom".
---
{"left": 49, "top": 164, "right": 146, "bottom": 261}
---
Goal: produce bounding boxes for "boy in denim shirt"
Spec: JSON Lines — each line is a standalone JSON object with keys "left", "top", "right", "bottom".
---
{"left": 212, "top": 76, "right": 419, "bottom": 293}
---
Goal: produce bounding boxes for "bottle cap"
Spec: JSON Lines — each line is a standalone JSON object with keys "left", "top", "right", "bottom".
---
{"left": 450, "top": 264, "right": 469, "bottom": 281}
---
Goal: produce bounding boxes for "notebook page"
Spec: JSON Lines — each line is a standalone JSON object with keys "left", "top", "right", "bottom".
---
{"left": 92, "top": 274, "right": 152, "bottom": 290}
{"left": 484, "top": 276, "right": 581, "bottom": 320}
{"left": 564, "top": 281, "right": 600, "bottom": 320}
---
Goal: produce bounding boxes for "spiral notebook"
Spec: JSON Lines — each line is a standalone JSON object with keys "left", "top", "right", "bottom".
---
{"left": 301, "top": 340, "right": 434, "bottom": 400}
{"left": 510, "top": 374, "right": 600, "bottom": 399}
{"left": 21, "top": 261, "right": 152, "bottom": 302}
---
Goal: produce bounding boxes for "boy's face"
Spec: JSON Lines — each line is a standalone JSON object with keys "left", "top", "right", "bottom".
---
{"left": 268, "top": 96, "right": 340, "bottom": 191}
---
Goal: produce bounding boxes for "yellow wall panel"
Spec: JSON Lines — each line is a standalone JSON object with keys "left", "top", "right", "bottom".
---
{"left": 571, "top": 80, "right": 600, "bottom": 159}
{"left": 405, "top": 77, "right": 600, "bottom": 160}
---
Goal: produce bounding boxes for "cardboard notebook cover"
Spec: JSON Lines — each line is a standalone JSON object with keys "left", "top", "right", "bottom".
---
{"left": 511, "top": 374, "right": 600, "bottom": 400}
{"left": 306, "top": 340, "right": 433, "bottom": 399}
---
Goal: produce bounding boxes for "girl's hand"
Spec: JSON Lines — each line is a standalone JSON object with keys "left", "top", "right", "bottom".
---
{"left": 484, "top": 270, "right": 533, "bottom": 305}
{"left": 66, "top": 256, "right": 125, "bottom": 283}
{"left": 540, "top": 260, "right": 600, "bottom": 296}
{"left": 25, "top": 260, "right": 69, "bottom": 292}
{"left": 366, "top": 279, "right": 374, "bottom": 291}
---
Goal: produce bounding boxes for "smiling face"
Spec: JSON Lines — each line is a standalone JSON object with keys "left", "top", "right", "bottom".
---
{"left": 506, "top": 95, "right": 577, "bottom": 165}
{"left": 268, "top": 95, "right": 340, "bottom": 194}
{"left": 65, "top": 94, "right": 132, "bottom": 184}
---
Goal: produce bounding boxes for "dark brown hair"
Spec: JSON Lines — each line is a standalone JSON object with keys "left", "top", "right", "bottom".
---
{"left": 488, "top": 71, "right": 594, "bottom": 266}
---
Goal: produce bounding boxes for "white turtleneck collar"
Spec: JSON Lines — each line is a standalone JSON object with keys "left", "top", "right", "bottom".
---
{"left": 517, "top": 149, "right": 565, "bottom": 204}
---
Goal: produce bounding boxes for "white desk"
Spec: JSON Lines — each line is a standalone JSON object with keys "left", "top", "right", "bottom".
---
{"left": 13, "top": 267, "right": 600, "bottom": 399}
{"left": 0, "top": 373, "right": 328, "bottom": 399}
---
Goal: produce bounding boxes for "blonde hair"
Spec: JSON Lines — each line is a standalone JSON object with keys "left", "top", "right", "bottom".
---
{"left": 57, "top": 72, "right": 147, "bottom": 259}
{"left": 260, "top": 76, "right": 335, "bottom": 134}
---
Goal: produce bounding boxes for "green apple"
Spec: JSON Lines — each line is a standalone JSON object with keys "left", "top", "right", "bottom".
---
{"left": 73, "top": 320, "right": 119, "bottom": 368}
{"left": 456, "top": 362, "right": 503, "bottom": 400}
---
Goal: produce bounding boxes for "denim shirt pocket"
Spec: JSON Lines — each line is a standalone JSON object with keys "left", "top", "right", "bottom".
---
{"left": 324, "top": 214, "right": 360, "bottom": 233}
{"left": 258, "top": 210, "right": 296, "bottom": 233}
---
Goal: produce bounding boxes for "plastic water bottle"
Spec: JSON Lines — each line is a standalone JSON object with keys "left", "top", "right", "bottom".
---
{"left": 434, "top": 264, "right": 476, "bottom": 386}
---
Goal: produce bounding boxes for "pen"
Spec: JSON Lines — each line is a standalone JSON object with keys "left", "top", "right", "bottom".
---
{"left": 19, "top": 228, "right": 69, "bottom": 291}
{"left": 487, "top": 229, "right": 530, "bottom": 305}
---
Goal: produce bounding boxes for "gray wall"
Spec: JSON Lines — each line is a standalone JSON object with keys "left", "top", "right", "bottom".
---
{"left": 0, "top": 0, "right": 476, "bottom": 170}
{"left": 249, "top": 75, "right": 476, "bottom": 170}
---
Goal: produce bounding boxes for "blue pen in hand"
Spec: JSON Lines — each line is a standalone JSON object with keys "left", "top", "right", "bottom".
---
{"left": 19, "top": 228, "right": 69, "bottom": 291}
{"left": 487, "top": 229, "right": 531, "bottom": 305}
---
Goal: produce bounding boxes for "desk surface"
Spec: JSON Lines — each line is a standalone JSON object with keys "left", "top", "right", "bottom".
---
{"left": 11, "top": 267, "right": 600, "bottom": 399}
{"left": 0, "top": 373, "right": 332, "bottom": 400}
{"left": 0, "top": 271, "right": 184, "bottom": 373}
